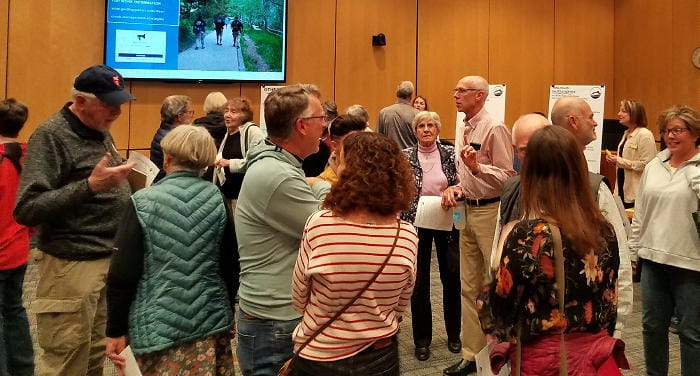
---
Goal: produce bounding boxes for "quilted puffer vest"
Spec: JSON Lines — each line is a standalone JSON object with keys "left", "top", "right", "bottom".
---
{"left": 129, "top": 171, "right": 232, "bottom": 354}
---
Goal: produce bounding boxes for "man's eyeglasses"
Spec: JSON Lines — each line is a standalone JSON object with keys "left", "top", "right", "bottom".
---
{"left": 300, "top": 115, "right": 327, "bottom": 121}
{"left": 453, "top": 88, "right": 481, "bottom": 95}
{"left": 661, "top": 127, "right": 689, "bottom": 136}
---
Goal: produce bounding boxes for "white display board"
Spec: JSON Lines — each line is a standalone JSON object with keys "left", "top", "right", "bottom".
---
{"left": 259, "top": 85, "right": 286, "bottom": 137}
{"left": 547, "top": 85, "right": 606, "bottom": 173}
{"left": 455, "top": 84, "right": 507, "bottom": 129}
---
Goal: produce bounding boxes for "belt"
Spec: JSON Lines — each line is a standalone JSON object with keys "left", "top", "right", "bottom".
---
{"left": 463, "top": 196, "right": 500, "bottom": 206}
{"left": 359, "top": 336, "right": 396, "bottom": 354}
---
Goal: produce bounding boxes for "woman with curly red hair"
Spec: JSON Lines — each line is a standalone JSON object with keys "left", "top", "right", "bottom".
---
{"left": 290, "top": 132, "right": 418, "bottom": 376}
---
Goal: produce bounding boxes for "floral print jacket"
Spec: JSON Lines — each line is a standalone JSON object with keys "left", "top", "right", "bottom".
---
{"left": 478, "top": 219, "right": 619, "bottom": 344}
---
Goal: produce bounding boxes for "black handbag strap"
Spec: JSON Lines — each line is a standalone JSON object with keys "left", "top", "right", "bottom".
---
{"left": 291, "top": 219, "right": 402, "bottom": 359}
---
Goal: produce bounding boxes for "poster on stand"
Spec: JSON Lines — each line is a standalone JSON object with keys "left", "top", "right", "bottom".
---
{"left": 260, "top": 85, "right": 286, "bottom": 137}
{"left": 547, "top": 85, "right": 606, "bottom": 173}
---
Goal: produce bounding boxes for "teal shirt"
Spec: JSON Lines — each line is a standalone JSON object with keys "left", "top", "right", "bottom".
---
{"left": 235, "top": 141, "right": 324, "bottom": 321}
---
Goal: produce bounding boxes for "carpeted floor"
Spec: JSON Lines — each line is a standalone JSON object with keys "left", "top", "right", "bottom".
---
{"left": 22, "top": 250, "right": 681, "bottom": 375}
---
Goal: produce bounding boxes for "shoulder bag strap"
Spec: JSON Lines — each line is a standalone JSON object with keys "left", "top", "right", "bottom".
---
{"left": 290, "top": 219, "right": 402, "bottom": 359}
{"left": 549, "top": 223, "right": 568, "bottom": 376}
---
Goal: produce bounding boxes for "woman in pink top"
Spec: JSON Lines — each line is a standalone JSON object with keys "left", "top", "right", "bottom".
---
{"left": 291, "top": 132, "right": 418, "bottom": 376}
{"left": 400, "top": 111, "right": 461, "bottom": 361}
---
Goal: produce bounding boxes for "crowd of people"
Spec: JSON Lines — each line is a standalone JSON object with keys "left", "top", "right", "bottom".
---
{"left": 1, "top": 63, "right": 699, "bottom": 376}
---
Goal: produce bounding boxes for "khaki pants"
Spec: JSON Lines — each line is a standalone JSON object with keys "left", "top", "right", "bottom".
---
{"left": 33, "top": 252, "right": 110, "bottom": 376}
{"left": 458, "top": 202, "right": 498, "bottom": 361}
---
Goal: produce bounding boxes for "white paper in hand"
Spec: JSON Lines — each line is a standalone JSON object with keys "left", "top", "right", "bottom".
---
{"left": 119, "top": 346, "right": 143, "bottom": 376}
{"left": 126, "top": 152, "right": 159, "bottom": 188}
{"left": 413, "top": 196, "right": 453, "bottom": 231}
{"left": 475, "top": 343, "right": 510, "bottom": 376}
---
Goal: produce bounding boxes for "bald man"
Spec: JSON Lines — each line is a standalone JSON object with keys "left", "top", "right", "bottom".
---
{"left": 441, "top": 76, "right": 515, "bottom": 376}
{"left": 549, "top": 96, "right": 633, "bottom": 339}
{"left": 550, "top": 96, "right": 598, "bottom": 149}
{"left": 497, "top": 113, "right": 551, "bottom": 228}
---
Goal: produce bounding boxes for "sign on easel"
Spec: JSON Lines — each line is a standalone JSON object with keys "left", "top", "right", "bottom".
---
{"left": 547, "top": 85, "right": 606, "bottom": 173}
{"left": 259, "top": 85, "right": 286, "bottom": 137}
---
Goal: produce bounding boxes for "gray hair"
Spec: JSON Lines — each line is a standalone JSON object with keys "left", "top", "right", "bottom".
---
{"left": 203, "top": 92, "right": 227, "bottom": 114}
{"left": 160, "top": 95, "right": 192, "bottom": 124}
{"left": 411, "top": 111, "right": 441, "bottom": 131}
{"left": 396, "top": 81, "right": 415, "bottom": 100}
{"left": 345, "top": 104, "right": 370, "bottom": 123}
{"left": 71, "top": 88, "right": 97, "bottom": 101}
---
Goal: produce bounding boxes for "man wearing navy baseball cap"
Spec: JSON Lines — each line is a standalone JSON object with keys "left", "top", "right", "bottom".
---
{"left": 14, "top": 64, "right": 136, "bottom": 376}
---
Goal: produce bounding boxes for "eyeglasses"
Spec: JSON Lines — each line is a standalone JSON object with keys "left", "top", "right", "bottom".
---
{"left": 181, "top": 109, "right": 195, "bottom": 116}
{"left": 453, "top": 88, "right": 481, "bottom": 95}
{"left": 661, "top": 127, "right": 689, "bottom": 136}
{"left": 300, "top": 115, "right": 327, "bottom": 122}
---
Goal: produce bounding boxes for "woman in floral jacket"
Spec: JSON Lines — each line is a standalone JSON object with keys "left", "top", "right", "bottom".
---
{"left": 478, "top": 126, "right": 629, "bottom": 375}
{"left": 400, "top": 111, "right": 461, "bottom": 361}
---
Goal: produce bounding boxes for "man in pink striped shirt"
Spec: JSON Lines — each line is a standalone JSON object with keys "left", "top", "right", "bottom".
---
{"left": 442, "top": 76, "right": 515, "bottom": 376}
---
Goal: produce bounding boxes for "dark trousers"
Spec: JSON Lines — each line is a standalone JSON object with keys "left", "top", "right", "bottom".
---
{"left": 294, "top": 338, "right": 399, "bottom": 376}
{"left": 0, "top": 264, "right": 34, "bottom": 376}
{"left": 410, "top": 227, "right": 461, "bottom": 348}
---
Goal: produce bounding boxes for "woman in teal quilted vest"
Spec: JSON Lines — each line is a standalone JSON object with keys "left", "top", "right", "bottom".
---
{"left": 105, "top": 125, "right": 238, "bottom": 375}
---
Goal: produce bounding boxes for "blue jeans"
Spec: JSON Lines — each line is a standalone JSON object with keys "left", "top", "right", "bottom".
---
{"left": 641, "top": 259, "right": 700, "bottom": 376}
{"left": 0, "top": 264, "right": 34, "bottom": 376}
{"left": 236, "top": 308, "right": 301, "bottom": 376}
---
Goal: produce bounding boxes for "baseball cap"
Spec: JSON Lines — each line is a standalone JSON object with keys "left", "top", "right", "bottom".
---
{"left": 73, "top": 65, "right": 135, "bottom": 106}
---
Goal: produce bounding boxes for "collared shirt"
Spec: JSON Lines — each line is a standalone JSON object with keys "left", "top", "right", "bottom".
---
{"left": 454, "top": 107, "right": 515, "bottom": 199}
{"left": 377, "top": 101, "right": 418, "bottom": 150}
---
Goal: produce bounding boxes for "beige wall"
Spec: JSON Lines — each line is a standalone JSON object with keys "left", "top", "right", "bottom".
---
{"left": 3, "top": 1, "right": 699, "bottom": 148}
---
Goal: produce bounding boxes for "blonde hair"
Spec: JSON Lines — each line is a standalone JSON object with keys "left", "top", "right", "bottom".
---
{"left": 161, "top": 125, "right": 216, "bottom": 172}
{"left": 203, "top": 92, "right": 228, "bottom": 114}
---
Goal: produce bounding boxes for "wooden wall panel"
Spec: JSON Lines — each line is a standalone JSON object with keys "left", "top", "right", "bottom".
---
{"left": 417, "top": 0, "right": 490, "bottom": 140}
{"left": 7, "top": 0, "right": 115, "bottom": 143}
{"left": 671, "top": 0, "right": 700, "bottom": 111}
{"left": 554, "top": 0, "right": 615, "bottom": 118}
{"left": 0, "top": 0, "right": 8, "bottom": 98}
{"left": 128, "top": 82, "right": 238, "bottom": 150}
{"left": 334, "top": 0, "right": 417, "bottom": 128}
{"left": 5, "top": 1, "right": 696, "bottom": 150}
{"left": 284, "top": 0, "right": 336, "bottom": 99}
{"left": 614, "top": 0, "right": 674, "bottom": 136}
{"left": 489, "top": 0, "right": 555, "bottom": 126}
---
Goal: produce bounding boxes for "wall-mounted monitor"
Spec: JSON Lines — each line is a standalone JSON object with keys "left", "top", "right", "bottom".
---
{"left": 104, "top": 0, "right": 287, "bottom": 83}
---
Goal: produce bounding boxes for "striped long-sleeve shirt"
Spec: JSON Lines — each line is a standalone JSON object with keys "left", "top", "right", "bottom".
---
{"left": 291, "top": 210, "right": 418, "bottom": 361}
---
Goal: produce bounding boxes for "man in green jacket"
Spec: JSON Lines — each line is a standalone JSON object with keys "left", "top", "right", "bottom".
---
{"left": 234, "top": 84, "right": 328, "bottom": 375}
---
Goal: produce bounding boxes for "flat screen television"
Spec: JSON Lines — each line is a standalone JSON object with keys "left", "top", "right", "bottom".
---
{"left": 104, "top": 0, "right": 287, "bottom": 83}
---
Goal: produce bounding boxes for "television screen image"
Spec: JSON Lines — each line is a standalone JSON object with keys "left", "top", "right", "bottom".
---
{"left": 104, "top": 0, "right": 287, "bottom": 82}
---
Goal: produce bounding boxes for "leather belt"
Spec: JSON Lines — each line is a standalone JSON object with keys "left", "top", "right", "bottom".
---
{"left": 464, "top": 196, "right": 500, "bottom": 206}
{"left": 360, "top": 336, "right": 396, "bottom": 354}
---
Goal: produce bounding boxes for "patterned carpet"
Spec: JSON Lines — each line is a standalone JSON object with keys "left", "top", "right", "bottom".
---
{"left": 22, "top": 250, "right": 681, "bottom": 375}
